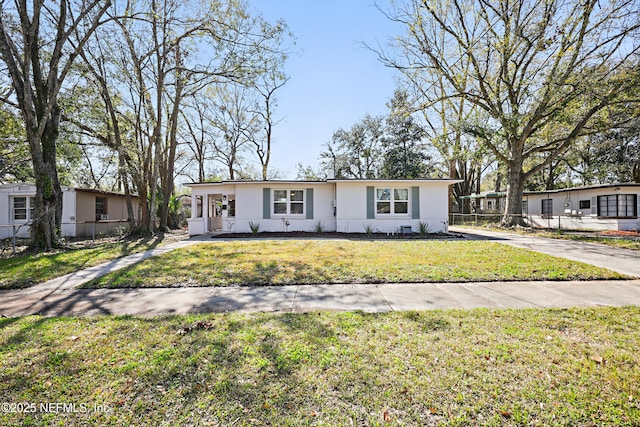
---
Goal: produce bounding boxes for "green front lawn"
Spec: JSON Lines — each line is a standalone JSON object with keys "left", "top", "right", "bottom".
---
{"left": 87, "top": 240, "right": 625, "bottom": 288}
{"left": 1, "top": 307, "right": 639, "bottom": 426}
{"left": 0, "top": 233, "right": 184, "bottom": 290}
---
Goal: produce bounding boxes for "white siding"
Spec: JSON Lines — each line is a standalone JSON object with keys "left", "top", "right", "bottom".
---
{"left": 0, "top": 183, "right": 78, "bottom": 238}
{"left": 0, "top": 184, "right": 37, "bottom": 239}
{"left": 335, "top": 181, "right": 451, "bottom": 233}
{"left": 187, "top": 182, "right": 336, "bottom": 234}
{"left": 524, "top": 185, "right": 640, "bottom": 231}
{"left": 186, "top": 180, "right": 456, "bottom": 235}
{"left": 61, "top": 189, "right": 77, "bottom": 237}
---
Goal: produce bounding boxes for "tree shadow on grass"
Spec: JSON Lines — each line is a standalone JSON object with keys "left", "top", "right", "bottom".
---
{"left": 0, "top": 312, "right": 358, "bottom": 425}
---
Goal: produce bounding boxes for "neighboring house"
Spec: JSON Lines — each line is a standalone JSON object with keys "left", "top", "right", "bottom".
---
{"left": 523, "top": 183, "right": 640, "bottom": 231}
{"left": 0, "top": 183, "right": 139, "bottom": 239}
{"left": 459, "top": 192, "right": 506, "bottom": 214}
{"left": 186, "top": 179, "right": 460, "bottom": 235}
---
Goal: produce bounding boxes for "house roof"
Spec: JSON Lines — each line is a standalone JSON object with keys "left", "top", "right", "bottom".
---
{"left": 523, "top": 182, "right": 640, "bottom": 196}
{"left": 74, "top": 188, "right": 139, "bottom": 198}
{"left": 460, "top": 192, "right": 506, "bottom": 199}
{"left": 0, "top": 182, "right": 138, "bottom": 197}
{"left": 185, "top": 178, "right": 462, "bottom": 187}
{"left": 328, "top": 178, "right": 462, "bottom": 184}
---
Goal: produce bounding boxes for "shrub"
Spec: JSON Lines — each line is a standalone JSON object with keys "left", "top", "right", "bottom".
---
{"left": 363, "top": 223, "right": 374, "bottom": 236}
{"left": 418, "top": 221, "right": 432, "bottom": 235}
{"left": 248, "top": 221, "right": 260, "bottom": 235}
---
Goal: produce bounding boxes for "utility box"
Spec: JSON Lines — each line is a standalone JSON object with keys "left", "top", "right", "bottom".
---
{"left": 401, "top": 225, "right": 412, "bottom": 234}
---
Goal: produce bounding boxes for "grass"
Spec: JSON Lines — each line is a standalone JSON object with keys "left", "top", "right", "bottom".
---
{"left": 86, "top": 240, "right": 625, "bottom": 288}
{"left": 1, "top": 307, "right": 639, "bottom": 426}
{"left": 540, "top": 233, "right": 640, "bottom": 251}
{"left": 0, "top": 232, "right": 186, "bottom": 290}
{"left": 453, "top": 224, "right": 640, "bottom": 251}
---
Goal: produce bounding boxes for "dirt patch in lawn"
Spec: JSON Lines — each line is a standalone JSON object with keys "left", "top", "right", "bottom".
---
{"left": 598, "top": 230, "right": 640, "bottom": 237}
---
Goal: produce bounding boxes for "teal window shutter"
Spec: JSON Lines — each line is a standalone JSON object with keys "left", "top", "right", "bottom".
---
{"left": 263, "top": 188, "right": 271, "bottom": 219}
{"left": 366, "top": 186, "right": 375, "bottom": 219}
{"left": 411, "top": 186, "right": 420, "bottom": 219}
{"left": 306, "top": 188, "right": 314, "bottom": 219}
{"left": 591, "top": 197, "right": 597, "bottom": 215}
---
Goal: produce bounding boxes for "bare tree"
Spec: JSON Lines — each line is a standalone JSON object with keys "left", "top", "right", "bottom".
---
{"left": 180, "top": 99, "right": 218, "bottom": 183}
{"left": 207, "top": 83, "right": 259, "bottom": 180}
{"left": 380, "top": 0, "right": 640, "bottom": 226}
{"left": 250, "top": 71, "right": 289, "bottom": 180}
{"left": 0, "top": 0, "right": 111, "bottom": 249}
{"left": 75, "top": 0, "right": 293, "bottom": 232}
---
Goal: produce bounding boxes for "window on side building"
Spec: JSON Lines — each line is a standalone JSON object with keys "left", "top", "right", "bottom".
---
{"left": 542, "top": 199, "right": 553, "bottom": 217}
{"left": 597, "top": 194, "right": 637, "bottom": 218}
{"left": 96, "top": 197, "right": 108, "bottom": 220}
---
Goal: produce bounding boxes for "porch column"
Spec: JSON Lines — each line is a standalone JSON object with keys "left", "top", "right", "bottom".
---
{"left": 191, "top": 195, "right": 197, "bottom": 219}
{"left": 202, "top": 194, "right": 209, "bottom": 232}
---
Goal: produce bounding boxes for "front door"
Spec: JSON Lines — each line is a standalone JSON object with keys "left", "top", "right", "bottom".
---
{"left": 210, "top": 194, "right": 223, "bottom": 231}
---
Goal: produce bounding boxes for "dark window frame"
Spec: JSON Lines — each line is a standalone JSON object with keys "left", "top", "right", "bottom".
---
{"left": 542, "top": 198, "right": 553, "bottom": 217}
{"left": 597, "top": 194, "right": 637, "bottom": 218}
{"left": 96, "top": 197, "right": 108, "bottom": 220}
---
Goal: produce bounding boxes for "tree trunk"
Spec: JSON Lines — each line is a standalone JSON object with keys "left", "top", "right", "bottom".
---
{"left": 501, "top": 159, "right": 526, "bottom": 227}
{"left": 28, "top": 105, "right": 63, "bottom": 250}
{"left": 30, "top": 154, "right": 63, "bottom": 249}
{"left": 118, "top": 152, "right": 137, "bottom": 230}
{"left": 160, "top": 73, "right": 183, "bottom": 230}
{"left": 494, "top": 171, "right": 503, "bottom": 192}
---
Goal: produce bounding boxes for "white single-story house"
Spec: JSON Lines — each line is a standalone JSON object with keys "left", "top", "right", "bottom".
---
{"left": 186, "top": 179, "right": 460, "bottom": 235}
{"left": 0, "top": 183, "right": 139, "bottom": 239}
{"left": 523, "top": 183, "right": 640, "bottom": 231}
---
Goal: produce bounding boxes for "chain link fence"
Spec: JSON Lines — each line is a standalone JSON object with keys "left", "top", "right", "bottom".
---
{"left": 450, "top": 213, "right": 640, "bottom": 233}
{"left": 1, "top": 220, "right": 132, "bottom": 255}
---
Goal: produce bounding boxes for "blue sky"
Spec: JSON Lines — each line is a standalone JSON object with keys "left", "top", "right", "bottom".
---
{"left": 254, "top": 0, "right": 402, "bottom": 178}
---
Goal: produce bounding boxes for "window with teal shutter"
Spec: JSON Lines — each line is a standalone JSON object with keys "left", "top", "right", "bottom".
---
{"left": 263, "top": 188, "right": 271, "bottom": 219}
{"left": 306, "top": 188, "right": 314, "bottom": 219}
{"left": 411, "top": 187, "right": 420, "bottom": 219}
{"left": 366, "top": 186, "right": 375, "bottom": 219}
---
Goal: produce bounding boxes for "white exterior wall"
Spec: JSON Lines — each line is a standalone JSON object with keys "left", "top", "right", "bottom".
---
{"left": 0, "top": 184, "right": 34, "bottom": 239}
{"left": 187, "top": 182, "right": 337, "bottom": 234}
{"left": 186, "top": 180, "right": 456, "bottom": 235}
{"left": 333, "top": 181, "right": 367, "bottom": 233}
{"left": 0, "top": 183, "right": 78, "bottom": 238}
{"left": 237, "top": 183, "right": 335, "bottom": 233}
{"left": 335, "top": 181, "right": 451, "bottom": 233}
{"left": 61, "top": 189, "right": 77, "bottom": 237}
{"left": 524, "top": 185, "right": 640, "bottom": 231}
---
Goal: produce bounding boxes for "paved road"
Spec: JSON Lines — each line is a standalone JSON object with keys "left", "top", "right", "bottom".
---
{"left": 1, "top": 229, "right": 639, "bottom": 317}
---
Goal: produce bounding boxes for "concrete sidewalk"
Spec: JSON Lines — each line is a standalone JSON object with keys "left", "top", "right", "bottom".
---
{"left": 2, "top": 280, "right": 640, "bottom": 317}
{"left": 2, "top": 229, "right": 640, "bottom": 317}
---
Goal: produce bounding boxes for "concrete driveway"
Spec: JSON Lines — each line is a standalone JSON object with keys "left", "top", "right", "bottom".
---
{"left": 449, "top": 226, "right": 640, "bottom": 278}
